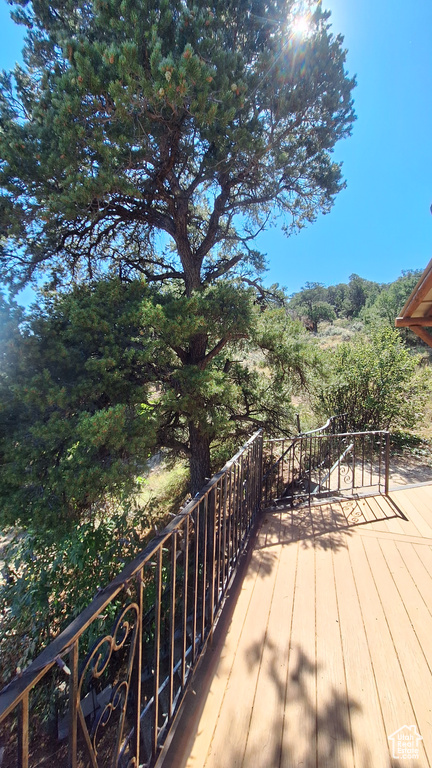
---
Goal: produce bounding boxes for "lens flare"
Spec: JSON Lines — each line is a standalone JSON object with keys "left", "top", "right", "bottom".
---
{"left": 291, "top": 15, "right": 310, "bottom": 37}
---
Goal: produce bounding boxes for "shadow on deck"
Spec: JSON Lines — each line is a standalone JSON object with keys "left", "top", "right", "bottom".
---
{"left": 159, "top": 487, "right": 432, "bottom": 768}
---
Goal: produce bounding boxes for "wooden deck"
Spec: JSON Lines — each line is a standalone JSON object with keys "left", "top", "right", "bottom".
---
{"left": 160, "top": 485, "right": 432, "bottom": 768}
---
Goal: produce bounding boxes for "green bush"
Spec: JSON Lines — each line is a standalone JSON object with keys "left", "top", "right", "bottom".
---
{"left": 0, "top": 498, "right": 153, "bottom": 687}
{"left": 316, "top": 327, "right": 430, "bottom": 432}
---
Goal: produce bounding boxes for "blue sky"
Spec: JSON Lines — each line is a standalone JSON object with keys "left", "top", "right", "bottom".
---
{"left": 1, "top": 0, "right": 431, "bottom": 297}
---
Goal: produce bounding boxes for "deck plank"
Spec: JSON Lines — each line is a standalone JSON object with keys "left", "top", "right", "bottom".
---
{"left": 315, "top": 541, "right": 354, "bottom": 767}
{"left": 332, "top": 539, "right": 392, "bottom": 767}
{"left": 160, "top": 516, "right": 281, "bottom": 768}
{"left": 363, "top": 536, "right": 432, "bottom": 763}
{"left": 201, "top": 515, "right": 284, "bottom": 767}
{"left": 280, "top": 537, "right": 317, "bottom": 768}
{"left": 346, "top": 534, "right": 427, "bottom": 767}
{"left": 394, "top": 487, "right": 432, "bottom": 538}
{"left": 242, "top": 526, "right": 298, "bottom": 768}
{"left": 160, "top": 485, "right": 432, "bottom": 768}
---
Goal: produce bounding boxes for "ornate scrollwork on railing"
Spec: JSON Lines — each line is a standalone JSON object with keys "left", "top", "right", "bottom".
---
{"left": 77, "top": 602, "right": 140, "bottom": 767}
{"left": 344, "top": 499, "right": 364, "bottom": 524}
{"left": 340, "top": 457, "right": 353, "bottom": 486}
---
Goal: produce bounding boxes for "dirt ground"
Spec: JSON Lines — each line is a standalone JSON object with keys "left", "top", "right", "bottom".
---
{"left": 389, "top": 454, "right": 432, "bottom": 488}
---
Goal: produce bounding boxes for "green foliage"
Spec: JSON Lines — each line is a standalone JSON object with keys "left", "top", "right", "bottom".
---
{"left": 289, "top": 282, "right": 336, "bottom": 332}
{"left": 0, "top": 498, "right": 154, "bottom": 687}
{"left": 0, "top": 280, "right": 159, "bottom": 530}
{"left": 342, "top": 273, "right": 381, "bottom": 318}
{"left": 0, "top": 0, "right": 358, "bottom": 693}
{"left": 0, "top": 0, "right": 356, "bottom": 491}
{"left": 0, "top": 0, "right": 355, "bottom": 294}
{"left": 0, "top": 277, "right": 320, "bottom": 528}
{"left": 315, "top": 326, "right": 430, "bottom": 432}
{"left": 288, "top": 270, "right": 428, "bottom": 338}
{"left": 361, "top": 270, "right": 424, "bottom": 339}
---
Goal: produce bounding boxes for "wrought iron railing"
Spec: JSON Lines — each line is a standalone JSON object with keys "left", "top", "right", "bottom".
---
{"left": 263, "top": 423, "right": 390, "bottom": 506}
{"left": 0, "top": 431, "right": 263, "bottom": 768}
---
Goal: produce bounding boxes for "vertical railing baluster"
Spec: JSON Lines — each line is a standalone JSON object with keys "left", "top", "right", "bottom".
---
{"left": 308, "top": 436, "right": 312, "bottom": 505}
{"left": 168, "top": 534, "right": 177, "bottom": 720}
{"left": 227, "top": 467, "right": 233, "bottom": 578}
{"left": 269, "top": 440, "right": 277, "bottom": 501}
{"left": 259, "top": 433, "right": 264, "bottom": 512}
{"left": 130, "top": 571, "right": 143, "bottom": 767}
{"left": 352, "top": 436, "right": 356, "bottom": 494}
{"left": 331, "top": 434, "right": 334, "bottom": 493}
{"left": 201, "top": 496, "right": 208, "bottom": 644}
{"left": 385, "top": 432, "right": 390, "bottom": 495}
{"left": 222, "top": 473, "right": 228, "bottom": 594}
{"left": 245, "top": 450, "right": 251, "bottom": 530}
{"left": 275, "top": 441, "right": 279, "bottom": 499}
{"left": 282, "top": 439, "right": 286, "bottom": 496}
{"left": 236, "top": 457, "right": 241, "bottom": 553}
{"left": 298, "top": 437, "right": 303, "bottom": 503}
{"left": 152, "top": 548, "right": 162, "bottom": 759}
{"left": 192, "top": 509, "right": 199, "bottom": 664}
{"left": 209, "top": 488, "right": 217, "bottom": 640}
{"left": 68, "top": 640, "right": 79, "bottom": 768}
{"left": 238, "top": 456, "right": 243, "bottom": 548}
{"left": 378, "top": 433, "right": 383, "bottom": 491}
{"left": 181, "top": 519, "right": 189, "bottom": 689}
{"left": 292, "top": 439, "right": 296, "bottom": 505}
{"left": 18, "top": 693, "right": 29, "bottom": 768}
{"left": 240, "top": 453, "right": 245, "bottom": 543}
{"left": 216, "top": 480, "right": 222, "bottom": 608}
{"left": 233, "top": 462, "right": 239, "bottom": 562}
{"left": 253, "top": 441, "right": 258, "bottom": 515}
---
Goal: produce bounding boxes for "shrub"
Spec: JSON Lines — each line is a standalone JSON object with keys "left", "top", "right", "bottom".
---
{"left": 315, "top": 327, "right": 430, "bottom": 432}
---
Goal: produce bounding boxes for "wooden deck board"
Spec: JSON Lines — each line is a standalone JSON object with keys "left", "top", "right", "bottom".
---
{"left": 332, "top": 536, "right": 391, "bottom": 767}
{"left": 243, "top": 528, "right": 298, "bottom": 768}
{"left": 394, "top": 487, "right": 432, "bottom": 539}
{"left": 315, "top": 542, "right": 353, "bottom": 767}
{"left": 280, "top": 539, "right": 316, "bottom": 767}
{"left": 160, "top": 485, "right": 432, "bottom": 768}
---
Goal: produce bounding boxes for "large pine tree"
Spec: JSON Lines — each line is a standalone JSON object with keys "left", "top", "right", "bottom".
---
{"left": 0, "top": 0, "right": 355, "bottom": 490}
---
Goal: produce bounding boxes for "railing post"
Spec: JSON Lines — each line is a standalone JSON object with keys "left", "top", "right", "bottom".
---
{"left": 258, "top": 431, "right": 263, "bottom": 514}
{"left": 152, "top": 548, "right": 162, "bottom": 759}
{"left": 181, "top": 519, "right": 189, "bottom": 689}
{"left": 168, "top": 535, "right": 177, "bottom": 720}
{"left": 385, "top": 431, "right": 390, "bottom": 495}
{"left": 68, "top": 641, "right": 79, "bottom": 768}
{"left": 131, "top": 571, "right": 143, "bottom": 766}
{"left": 208, "top": 487, "right": 217, "bottom": 642}
{"left": 18, "top": 693, "right": 29, "bottom": 768}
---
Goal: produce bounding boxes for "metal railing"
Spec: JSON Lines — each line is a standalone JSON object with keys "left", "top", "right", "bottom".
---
{"left": 263, "top": 423, "right": 390, "bottom": 506}
{"left": 0, "top": 431, "right": 263, "bottom": 768}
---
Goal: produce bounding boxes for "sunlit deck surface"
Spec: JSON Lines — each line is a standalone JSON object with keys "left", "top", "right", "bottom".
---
{"left": 160, "top": 485, "right": 432, "bottom": 768}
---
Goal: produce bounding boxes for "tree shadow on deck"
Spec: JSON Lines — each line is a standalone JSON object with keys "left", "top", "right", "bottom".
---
{"left": 219, "top": 637, "right": 413, "bottom": 768}
{"left": 256, "top": 495, "right": 404, "bottom": 553}
{"left": 161, "top": 637, "right": 406, "bottom": 767}
{"left": 238, "top": 640, "right": 403, "bottom": 768}
{"left": 160, "top": 496, "right": 417, "bottom": 768}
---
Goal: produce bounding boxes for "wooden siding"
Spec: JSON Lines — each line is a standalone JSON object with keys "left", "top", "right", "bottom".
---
{"left": 160, "top": 486, "right": 432, "bottom": 768}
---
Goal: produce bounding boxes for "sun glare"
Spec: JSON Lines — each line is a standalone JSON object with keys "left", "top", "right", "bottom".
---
{"left": 291, "top": 15, "right": 310, "bottom": 37}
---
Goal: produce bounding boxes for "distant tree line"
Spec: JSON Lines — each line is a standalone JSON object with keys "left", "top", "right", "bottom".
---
{"left": 287, "top": 270, "right": 423, "bottom": 336}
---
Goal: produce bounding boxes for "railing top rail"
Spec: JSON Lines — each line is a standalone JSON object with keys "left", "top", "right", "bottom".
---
{"left": 263, "top": 415, "right": 344, "bottom": 444}
{"left": 264, "top": 428, "right": 389, "bottom": 444}
{"left": 0, "top": 430, "right": 262, "bottom": 720}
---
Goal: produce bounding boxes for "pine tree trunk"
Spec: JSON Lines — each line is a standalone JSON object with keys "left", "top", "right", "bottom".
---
{"left": 185, "top": 326, "right": 212, "bottom": 495}
{"left": 189, "top": 422, "right": 211, "bottom": 495}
